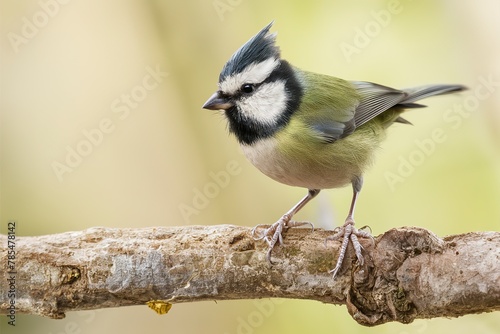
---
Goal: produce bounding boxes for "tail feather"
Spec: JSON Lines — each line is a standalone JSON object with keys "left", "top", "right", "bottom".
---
{"left": 395, "top": 116, "right": 413, "bottom": 125}
{"left": 401, "top": 84, "right": 467, "bottom": 104}
{"left": 352, "top": 81, "right": 466, "bottom": 130}
{"left": 397, "top": 102, "right": 427, "bottom": 109}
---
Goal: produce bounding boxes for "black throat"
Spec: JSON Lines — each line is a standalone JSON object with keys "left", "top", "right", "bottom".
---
{"left": 224, "top": 60, "right": 303, "bottom": 145}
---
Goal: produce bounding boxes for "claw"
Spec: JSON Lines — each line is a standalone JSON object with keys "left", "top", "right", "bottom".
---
{"left": 252, "top": 219, "right": 315, "bottom": 263}
{"left": 358, "top": 225, "right": 373, "bottom": 235}
{"left": 250, "top": 224, "right": 270, "bottom": 241}
{"left": 251, "top": 189, "right": 321, "bottom": 264}
{"left": 289, "top": 221, "right": 314, "bottom": 231}
{"left": 328, "top": 220, "right": 371, "bottom": 279}
{"left": 277, "top": 232, "right": 284, "bottom": 246}
{"left": 266, "top": 248, "right": 275, "bottom": 264}
{"left": 254, "top": 218, "right": 286, "bottom": 263}
{"left": 350, "top": 234, "right": 364, "bottom": 265}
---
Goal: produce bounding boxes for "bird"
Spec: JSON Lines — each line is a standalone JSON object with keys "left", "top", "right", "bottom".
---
{"left": 202, "top": 21, "right": 466, "bottom": 278}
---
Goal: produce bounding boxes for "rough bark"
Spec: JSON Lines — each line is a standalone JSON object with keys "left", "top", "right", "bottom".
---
{"left": 0, "top": 225, "right": 498, "bottom": 326}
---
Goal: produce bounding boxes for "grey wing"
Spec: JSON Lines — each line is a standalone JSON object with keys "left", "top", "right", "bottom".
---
{"left": 311, "top": 118, "right": 356, "bottom": 143}
{"left": 308, "top": 81, "right": 402, "bottom": 143}
{"left": 351, "top": 81, "right": 409, "bottom": 128}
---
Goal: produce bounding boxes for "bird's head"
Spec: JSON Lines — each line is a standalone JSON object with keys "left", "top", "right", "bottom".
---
{"left": 202, "top": 22, "right": 303, "bottom": 145}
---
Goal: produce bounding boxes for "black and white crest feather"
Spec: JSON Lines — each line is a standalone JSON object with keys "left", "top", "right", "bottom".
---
{"left": 219, "top": 21, "right": 280, "bottom": 82}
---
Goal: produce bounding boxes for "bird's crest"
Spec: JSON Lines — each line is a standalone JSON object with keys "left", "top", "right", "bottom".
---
{"left": 219, "top": 21, "right": 280, "bottom": 82}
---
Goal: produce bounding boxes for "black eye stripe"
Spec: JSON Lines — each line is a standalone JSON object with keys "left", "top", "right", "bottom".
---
{"left": 234, "top": 82, "right": 263, "bottom": 98}
{"left": 222, "top": 60, "right": 303, "bottom": 145}
{"left": 225, "top": 63, "right": 288, "bottom": 100}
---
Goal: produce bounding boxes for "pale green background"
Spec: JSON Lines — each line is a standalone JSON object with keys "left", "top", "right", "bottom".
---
{"left": 1, "top": 0, "right": 499, "bottom": 333}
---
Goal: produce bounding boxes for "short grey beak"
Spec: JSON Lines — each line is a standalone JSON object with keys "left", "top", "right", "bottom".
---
{"left": 202, "top": 92, "right": 234, "bottom": 111}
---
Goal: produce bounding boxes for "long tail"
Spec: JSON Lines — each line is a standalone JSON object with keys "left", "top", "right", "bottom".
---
{"left": 352, "top": 81, "right": 467, "bottom": 128}
{"left": 390, "top": 84, "right": 466, "bottom": 124}
{"left": 400, "top": 84, "right": 467, "bottom": 107}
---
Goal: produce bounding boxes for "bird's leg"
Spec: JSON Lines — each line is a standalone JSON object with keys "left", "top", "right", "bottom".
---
{"left": 327, "top": 176, "right": 372, "bottom": 279}
{"left": 252, "top": 189, "right": 320, "bottom": 263}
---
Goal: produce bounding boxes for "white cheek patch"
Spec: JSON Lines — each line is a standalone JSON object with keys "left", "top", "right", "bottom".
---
{"left": 219, "top": 58, "right": 280, "bottom": 94}
{"left": 236, "top": 80, "right": 287, "bottom": 126}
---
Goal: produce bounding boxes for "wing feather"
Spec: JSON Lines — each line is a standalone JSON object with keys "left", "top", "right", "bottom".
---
{"left": 351, "top": 81, "right": 408, "bottom": 127}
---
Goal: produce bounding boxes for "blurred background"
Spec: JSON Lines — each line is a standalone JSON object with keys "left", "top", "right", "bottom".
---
{"left": 1, "top": 0, "right": 499, "bottom": 333}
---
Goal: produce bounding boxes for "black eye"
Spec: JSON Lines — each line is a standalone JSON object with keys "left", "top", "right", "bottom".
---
{"left": 241, "top": 84, "right": 254, "bottom": 94}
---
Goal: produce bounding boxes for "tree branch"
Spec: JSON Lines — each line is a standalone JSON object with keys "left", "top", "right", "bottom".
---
{"left": 0, "top": 225, "right": 498, "bottom": 326}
